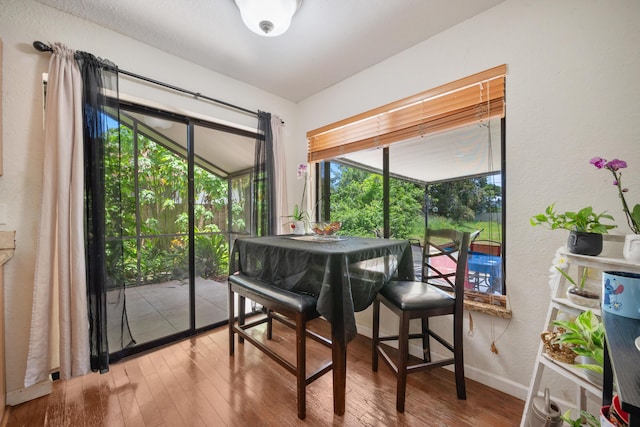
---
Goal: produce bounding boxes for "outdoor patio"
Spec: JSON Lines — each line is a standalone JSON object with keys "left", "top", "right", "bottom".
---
{"left": 107, "top": 277, "right": 229, "bottom": 351}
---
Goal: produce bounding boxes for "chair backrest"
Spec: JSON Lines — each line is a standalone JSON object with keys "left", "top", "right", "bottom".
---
{"left": 470, "top": 239, "right": 502, "bottom": 256}
{"left": 421, "top": 228, "right": 471, "bottom": 298}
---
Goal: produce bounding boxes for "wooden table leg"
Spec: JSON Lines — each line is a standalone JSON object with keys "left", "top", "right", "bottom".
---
{"left": 330, "top": 254, "right": 347, "bottom": 416}
{"left": 331, "top": 325, "right": 346, "bottom": 416}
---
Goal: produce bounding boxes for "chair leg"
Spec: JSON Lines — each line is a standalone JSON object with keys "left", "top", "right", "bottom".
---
{"left": 296, "top": 314, "right": 307, "bottom": 420}
{"left": 238, "top": 294, "right": 246, "bottom": 344}
{"left": 421, "top": 316, "right": 430, "bottom": 363}
{"left": 228, "top": 287, "right": 235, "bottom": 356}
{"left": 372, "top": 299, "right": 380, "bottom": 372}
{"left": 396, "top": 312, "right": 410, "bottom": 413}
{"left": 267, "top": 309, "right": 273, "bottom": 340}
{"left": 453, "top": 310, "right": 466, "bottom": 400}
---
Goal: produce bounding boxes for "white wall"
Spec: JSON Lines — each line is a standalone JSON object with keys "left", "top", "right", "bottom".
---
{"left": 1, "top": 0, "right": 639, "bottom": 412}
{"left": 297, "top": 0, "right": 640, "bottom": 404}
{"left": 0, "top": 0, "right": 297, "bottom": 401}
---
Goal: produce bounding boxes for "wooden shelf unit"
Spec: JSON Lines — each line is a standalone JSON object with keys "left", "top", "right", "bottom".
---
{"left": 520, "top": 247, "right": 640, "bottom": 426}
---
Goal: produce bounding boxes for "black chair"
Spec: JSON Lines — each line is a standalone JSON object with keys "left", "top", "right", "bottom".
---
{"left": 372, "top": 228, "right": 470, "bottom": 412}
{"left": 228, "top": 273, "right": 333, "bottom": 420}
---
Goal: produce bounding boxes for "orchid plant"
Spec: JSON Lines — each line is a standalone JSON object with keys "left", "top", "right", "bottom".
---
{"left": 590, "top": 156, "right": 640, "bottom": 234}
{"left": 291, "top": 164, "right": 309, "bottom": 221}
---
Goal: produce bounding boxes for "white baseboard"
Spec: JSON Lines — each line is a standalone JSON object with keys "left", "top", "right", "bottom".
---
{"left": 6, "top": 379, "right": 52, "bottom": 406}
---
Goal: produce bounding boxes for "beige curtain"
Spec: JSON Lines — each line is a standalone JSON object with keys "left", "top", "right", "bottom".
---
{"left": 25, "top": 43, "right": 90, "bottom": 387}
{"left": 271, "top": 115, "right": 289, "bottom": 234}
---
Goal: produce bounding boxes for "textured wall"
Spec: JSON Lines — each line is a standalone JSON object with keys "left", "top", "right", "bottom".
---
{"left": 1, "top": 0, "right": 639, "bottom": 411}
{"left": 299, "top": 0, "right": 640, "bottom": 404}
{"left": 0, "top": 0, "right": 296, "bottom": 401}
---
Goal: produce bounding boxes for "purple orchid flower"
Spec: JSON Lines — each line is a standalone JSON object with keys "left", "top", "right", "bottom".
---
{"left": 589, "top": 157, "right": 607, "bottom": 169}
{"left": 591, "top": 156, "right": 639, "bottom": 234}
{"left": 605, "top": 159, "right": 627, "bottom": 171}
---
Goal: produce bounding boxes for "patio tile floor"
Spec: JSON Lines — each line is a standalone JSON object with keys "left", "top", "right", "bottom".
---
{"left": 108, "top": 277, "right": 228, "bottom": 351}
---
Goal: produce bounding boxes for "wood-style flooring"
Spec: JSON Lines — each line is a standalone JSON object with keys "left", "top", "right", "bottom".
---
{"left": 6, "top": 318, "right": 524, "bottom": 426}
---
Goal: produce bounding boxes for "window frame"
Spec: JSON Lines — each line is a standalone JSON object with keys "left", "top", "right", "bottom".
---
{"left": 307, "top": 66, "right": 510, "bottom": 315}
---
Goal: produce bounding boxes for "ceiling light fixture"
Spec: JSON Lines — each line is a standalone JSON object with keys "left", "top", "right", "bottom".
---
{"left": 234, "top": 0, "right": 302, "bottom": 37}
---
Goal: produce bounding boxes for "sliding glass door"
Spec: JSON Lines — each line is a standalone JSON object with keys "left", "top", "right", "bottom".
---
{"left": 105, "top": 104, "right": 257, "bottom": 358}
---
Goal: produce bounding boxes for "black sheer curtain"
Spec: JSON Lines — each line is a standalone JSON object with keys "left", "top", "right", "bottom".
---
{"left": 76, "top": 52, "right": 133, "bottom": 373}
{"left": 253, "top": 111, "right": 275, "bottom": 236}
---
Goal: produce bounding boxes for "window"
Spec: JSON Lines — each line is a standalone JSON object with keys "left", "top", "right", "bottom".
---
{"left": 308, "top": 66, "right": 507, "bottom": 307}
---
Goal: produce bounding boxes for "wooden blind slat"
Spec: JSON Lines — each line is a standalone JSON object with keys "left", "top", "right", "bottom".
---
{"left": 307, "top": 65, "right": 506, "bottom": 163}
{"left": 309, "top": 98, "right": 504, "bottom": 161}
{"left": 310, "top": 78, "right": 503, "bottom": 143}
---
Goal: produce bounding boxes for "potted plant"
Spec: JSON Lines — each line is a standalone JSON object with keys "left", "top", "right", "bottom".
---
{"left": 590, "top": 156, "right": 640, "bottom": 262}
{"left": 530, "top": 203, "right": 616, "bottom": 255}
{"left": 289, "top": 204, "right": 309, "bottom": 235}
{"left": 551, "top": 310, "right": 604, "bottom": 385}
{"left": 560, "top": 268, "right": 599, "bottom": 308}
{"left": 551, "top": 261, "right": 600, "bottom": 308}
{"left": 560, "top": 409, "right": 599, "bottom": 427}
{"left": 285, "top": 164, "right": 310, "bottom": 235}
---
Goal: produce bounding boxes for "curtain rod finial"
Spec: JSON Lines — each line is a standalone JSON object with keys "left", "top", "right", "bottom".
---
{"left": 33, "top": 41, "right": 52, "bottom": 52}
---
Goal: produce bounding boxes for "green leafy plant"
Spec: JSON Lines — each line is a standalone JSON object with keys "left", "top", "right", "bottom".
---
{"left": 555, "top": 266, "right": 588, "bottom": 289}
{"left": 290, "top": 204, "right": 309, "bottom": 221}
{"left": 194, "top": 226, "right": 229, "bottom": 280}
{"left": 530, "top": 203, "right": 616, "bottom": 234}
{"left": 560, "top": 409, "right": 599, "bottom": 427}
{"left": 551, "top": 310, "right": 604, "bottom": 373}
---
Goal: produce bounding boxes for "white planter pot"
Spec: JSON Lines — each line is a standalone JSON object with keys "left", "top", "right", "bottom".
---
{"left": 623, "top": 234, "right": 640, "bottom": 262}
{"left": 566, "top": 285, "right": 600, "bottom": 308}
{"left": 290, "top": 220, "right": 306, "bottom": 235}
{"left": 575, "top": 356, "right": 603, "bottom": 388}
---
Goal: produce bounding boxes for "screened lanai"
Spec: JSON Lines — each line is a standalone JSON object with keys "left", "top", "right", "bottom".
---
{"left": 311, "top": 118, "right": 505, "bottom": 304}
{"left": 104, "top": 104, "right": 260, "bottom": 359}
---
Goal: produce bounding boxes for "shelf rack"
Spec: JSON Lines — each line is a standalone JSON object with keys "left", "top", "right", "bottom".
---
{"left": 520, "top": 246, "right": 640, "bottom": 426}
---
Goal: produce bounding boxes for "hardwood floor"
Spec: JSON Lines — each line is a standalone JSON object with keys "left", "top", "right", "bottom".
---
{"left": 6, "top": 318, "right": 524, "bottom": 426}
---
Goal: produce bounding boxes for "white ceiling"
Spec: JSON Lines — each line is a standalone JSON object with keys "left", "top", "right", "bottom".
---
{"left": 343, "top": 119, "right": 502, "bottom": 184}
{"left": 34, "top": 0, "right": 506, "bottom": 102}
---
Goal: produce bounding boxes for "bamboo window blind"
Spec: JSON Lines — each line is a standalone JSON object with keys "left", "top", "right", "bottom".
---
{"left": 307, "top": 64, "right": 506, "bottom": 163}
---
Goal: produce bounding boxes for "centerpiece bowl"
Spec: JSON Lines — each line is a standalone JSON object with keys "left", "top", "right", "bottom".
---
{"left": 310, "top": 222, "right": 342, "bottom": 236}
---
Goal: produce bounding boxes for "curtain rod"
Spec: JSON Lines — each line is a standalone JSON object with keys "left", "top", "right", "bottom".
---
{"left": 33, "top": 41, "right": 262, "bottom": 120}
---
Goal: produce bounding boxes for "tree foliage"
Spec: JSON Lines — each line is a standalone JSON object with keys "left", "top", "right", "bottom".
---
{"left": 104, "top": 124, "right": 232, "bottom": 285}
{"left": 328, "top": 164, "right": 502, "bottom": 242}
{"left": 428, "top": 177, "right": 500, "bottom": 222}
{"left": 329, "top": 165, "right": 425, "bottom": 238}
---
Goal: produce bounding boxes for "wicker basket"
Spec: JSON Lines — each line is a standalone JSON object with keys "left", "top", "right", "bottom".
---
{"left": 540, "top": 329, "right": 576, "bottom": 364}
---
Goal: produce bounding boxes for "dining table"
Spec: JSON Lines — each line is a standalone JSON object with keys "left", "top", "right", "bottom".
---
{"left": 229, "top": 234, "right": 414, "bottom": 415}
